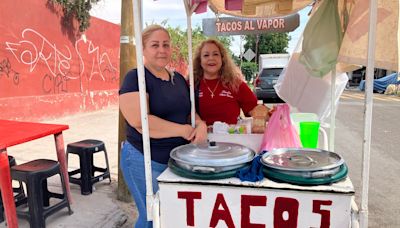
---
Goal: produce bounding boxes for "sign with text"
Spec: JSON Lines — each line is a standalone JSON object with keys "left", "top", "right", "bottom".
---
{"left": 202, "top": 14, "right": 300, "bottom": 36}
{"left": 159, "top": 183, "right": 352, "bottom": 228}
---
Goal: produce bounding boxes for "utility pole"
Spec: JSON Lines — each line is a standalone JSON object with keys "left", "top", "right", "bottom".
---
{"left": 255, "top": 34, "right": 260, "bottom": 65}
{"left": 117, "top": 0, "right": 136, "bottom": 202}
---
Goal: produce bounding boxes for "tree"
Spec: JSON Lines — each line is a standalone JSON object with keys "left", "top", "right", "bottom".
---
{"left": 241, "top": 62, "right": 258, "bottom": 82}
{"left": 171, "top": 25, "right": 233, "bottom": 63}
{"left": 48, "top": 0, "right": 101, "bottom": 32}
{"left": 164, "top": 24, "right": 233, "bottom": 76}
{"left": 244, "top": 33, "right": 290, "bottom": 63}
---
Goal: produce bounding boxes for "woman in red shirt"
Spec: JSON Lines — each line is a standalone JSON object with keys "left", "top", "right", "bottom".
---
{"left": 193, "top": 39, "right": 258, "bottom": 126}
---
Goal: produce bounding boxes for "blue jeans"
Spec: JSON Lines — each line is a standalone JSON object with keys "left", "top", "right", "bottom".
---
{"left": 120, "top": 141, "right": 167, "bottom": 228}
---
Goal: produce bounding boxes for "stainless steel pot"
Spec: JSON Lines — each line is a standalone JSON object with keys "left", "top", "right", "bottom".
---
{"left": 261, "top": 148, "right": 344, "bottom": 172}
{"left": 170, "top": 141, "right": 255, "bottom": 173}
{"left": 260, "top": 148, "right": 347, "bottom": 184}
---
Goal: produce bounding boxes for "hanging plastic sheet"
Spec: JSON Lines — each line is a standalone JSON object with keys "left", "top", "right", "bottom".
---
{"left": 274, "top": 36, "right": 348, "bottom": 126}
{"left": 299, "top": 0, "right": 343, "bottom": 77}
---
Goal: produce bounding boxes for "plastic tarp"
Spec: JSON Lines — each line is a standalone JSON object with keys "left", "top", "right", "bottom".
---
{"left": 207, "top": 0, "right": 313, "bottom": 18}
{"left": 206, "top": 0, "right": 400, "bottom": 72}
{"left": 359, "top": 72, "right": 400, "bottom": 92}
{"left": 338, "top": 0, "right": 400, "bottom": 72}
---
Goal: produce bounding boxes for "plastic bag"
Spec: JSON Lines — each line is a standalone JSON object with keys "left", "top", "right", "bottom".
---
{"left": 299, "top": 0, "right": 343, "bottom": 77}
{"left": 259, "top": 104, "right": 301, "bottom": 152}
{"left": 274, "top": 36, "right": 348, "bottom": 126}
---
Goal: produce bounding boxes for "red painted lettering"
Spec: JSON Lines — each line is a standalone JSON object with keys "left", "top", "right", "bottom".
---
{"left": 313, "top": 200, "right": 332, "bottom": 228}
{"left": 177, "top": 191, "right": 202, "bottom": 226}
{"left": 241, "top": 195, "right": 266, "bottom": 228}
{"left": 274, "top": 197, "right": 299, "bottom": 228}
{"left": 209, "top": 193, "right": 235, "bottom": 228}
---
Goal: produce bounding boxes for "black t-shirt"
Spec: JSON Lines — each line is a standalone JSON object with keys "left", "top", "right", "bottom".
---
{"left": 119, "top": 68, "right": 190, "bottom": 164}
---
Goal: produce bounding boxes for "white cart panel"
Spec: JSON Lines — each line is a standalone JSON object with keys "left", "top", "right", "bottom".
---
{"left": 158, "top": 169, "right": 354, "bottom": 228}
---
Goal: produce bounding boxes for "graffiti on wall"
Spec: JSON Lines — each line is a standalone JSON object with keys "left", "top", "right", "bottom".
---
{"left": 4, "top": 28, "right": 118, "bottom": 93}
{"left": 0, "top": 58, "right": 20, "bottom": 85}
{"left": 75, "top": 36, "right": 118, "bottom": 83}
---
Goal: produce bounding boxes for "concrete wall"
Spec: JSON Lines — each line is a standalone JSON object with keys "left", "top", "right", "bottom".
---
{"left": 0, "top": 0, "right": 120, "bottom": 121}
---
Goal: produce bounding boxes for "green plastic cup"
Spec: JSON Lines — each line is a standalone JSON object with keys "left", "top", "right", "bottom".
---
{"left": 299, "top": 121, "right": 320, "bottom": 148}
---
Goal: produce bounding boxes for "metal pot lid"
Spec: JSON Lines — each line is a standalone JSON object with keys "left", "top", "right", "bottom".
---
{"left": 261, "top": 148, "right": 344, "bottom": 171}
{"left": 170, "top": 141, "right": 255, "bottom": 167}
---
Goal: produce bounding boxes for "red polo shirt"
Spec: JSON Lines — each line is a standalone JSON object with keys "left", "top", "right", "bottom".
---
{"left": 199, "top": 79, "right": 257, "bottom": 125}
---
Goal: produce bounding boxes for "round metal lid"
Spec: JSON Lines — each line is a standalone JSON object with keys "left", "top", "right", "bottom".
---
{"left": 261, "top": 148, "right": 344, "bottom": 171}
{"left": 170, "top": 141, "right": 255, "bottom": 167}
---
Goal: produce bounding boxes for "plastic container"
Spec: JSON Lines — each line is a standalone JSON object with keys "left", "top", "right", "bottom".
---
{"left": 251, "top": 100, "right": 269, "bottom": 133}
{"left": 290, "top": 112, "right": 328, "bottom": 150}
{"left": 299, "top": 121, "right": 320, "bottom": 148}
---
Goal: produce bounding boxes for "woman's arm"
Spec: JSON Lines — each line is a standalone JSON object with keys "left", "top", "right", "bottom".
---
{"left": 190, "top": 113, "right": 208, "bottom": 144}
{"left": 120, "top": 92, "right": 194, "bottom": 140}
{"left": 237, "top": 82, "right": 258, "bottom": 116}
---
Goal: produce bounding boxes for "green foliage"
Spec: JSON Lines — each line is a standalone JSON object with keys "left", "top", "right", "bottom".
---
{"left": 232, "top": 55, "right": 241, "bottom": 66}
{"left": 244, "top": 33, "right": 290, "bottom": 58}
{"left": 241, "top": 62, "right": 258, "bottom": 82}
{"left": 49, "top": 0, "right": 101, "bottom": 32}
{"left": 165, "top": 25, "right": 233, "bottom": 63}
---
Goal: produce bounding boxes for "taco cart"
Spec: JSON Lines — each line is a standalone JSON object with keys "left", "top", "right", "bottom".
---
{"left": 157, "top": 141, "right": 354, "bottom": 227}
{"left": 128, "top": 0, "right": 391, "bottom": 227}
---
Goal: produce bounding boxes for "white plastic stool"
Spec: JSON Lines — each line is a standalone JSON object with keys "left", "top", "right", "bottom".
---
{"left": 290, "top": 112, "right": 329, "bottom": 150}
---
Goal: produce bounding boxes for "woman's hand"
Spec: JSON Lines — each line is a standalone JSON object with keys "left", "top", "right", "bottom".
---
{"left": 190, "top": 120, "right": 208, "bottom": 144}
{"left": 180, "top": 124, "right": 195, "bottom": 141}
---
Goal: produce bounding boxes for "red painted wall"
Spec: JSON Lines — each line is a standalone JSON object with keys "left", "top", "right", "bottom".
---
{"left": 0, "top": 0, "right": 120, "bottom": 121}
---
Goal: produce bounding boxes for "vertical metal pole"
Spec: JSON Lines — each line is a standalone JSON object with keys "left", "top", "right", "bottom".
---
{"left": 132, "top": 0, "right": 154, "bottom": 221}
{"left": 329, "top": 68, "right": 336, "bottom": 151}
{"left": 184, "top": 0, "right": 196, "bottom": 127}
{"left": 360, "top": 0, "right": 378, "bottom": 227}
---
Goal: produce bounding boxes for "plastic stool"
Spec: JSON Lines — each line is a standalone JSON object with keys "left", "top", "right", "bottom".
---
{"left": 0, "top": 156, "right": 27, "bottom": 223}
{"left": 11, "top": 159, "right": 73, "bottom": 228}
{"left": 66, "top": 139, "right": 111, "bottom": 195}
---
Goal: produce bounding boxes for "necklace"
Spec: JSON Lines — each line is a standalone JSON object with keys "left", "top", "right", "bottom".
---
{"left": 203, "top": 79, "right": 220, "bottom": 98}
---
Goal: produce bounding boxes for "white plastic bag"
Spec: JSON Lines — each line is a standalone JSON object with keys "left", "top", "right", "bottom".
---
{"left": 274, "top": 37, "right": 348, "bottom": 126}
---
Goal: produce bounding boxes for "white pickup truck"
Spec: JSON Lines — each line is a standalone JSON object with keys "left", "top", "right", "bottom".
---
{"left": 254, "top": 53, "right": 290, "bottom": 102}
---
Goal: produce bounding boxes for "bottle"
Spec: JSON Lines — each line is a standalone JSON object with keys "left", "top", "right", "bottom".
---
{"left": 251, "top": 100, "right": 270, "bottom": 134}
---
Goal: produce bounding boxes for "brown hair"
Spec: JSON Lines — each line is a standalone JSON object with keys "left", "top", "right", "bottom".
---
{"left": 141, "top": 24, "right": 170, "bottom": 48}
{"left": 193, "top": 39, "right": 242, "bottom": 92}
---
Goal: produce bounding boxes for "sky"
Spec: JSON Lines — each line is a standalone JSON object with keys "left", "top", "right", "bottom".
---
{"left": 90, "top": 0, "right": 310, "bottom": 55}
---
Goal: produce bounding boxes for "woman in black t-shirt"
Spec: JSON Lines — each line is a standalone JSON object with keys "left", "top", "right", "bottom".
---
{"left": 119, "top": 25, "right": 207, "bottom": 228}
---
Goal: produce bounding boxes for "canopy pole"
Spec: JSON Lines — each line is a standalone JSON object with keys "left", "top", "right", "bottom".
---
{"left": 360, "top": 0, "right": 378, "bottom": 227}
{"left": 132, "top": 0, "right": 154, "bottom": 221}
{"left": 184, "top": 0, "right": 196, "bottom": 127}
{"left": 329, "top": 68, "right": 336, "bottom": 151}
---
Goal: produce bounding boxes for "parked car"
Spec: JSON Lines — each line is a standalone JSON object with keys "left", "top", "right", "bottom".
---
{"left": 253, "top": 68, "right": 284, "bottom": 102}
{"left": 253, "top": 54, "right": 289, "bottom": 103}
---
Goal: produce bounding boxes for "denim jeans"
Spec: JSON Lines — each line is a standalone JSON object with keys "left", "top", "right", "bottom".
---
{"left": 120, "top": 141, "right": 167, "bottom": 228}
